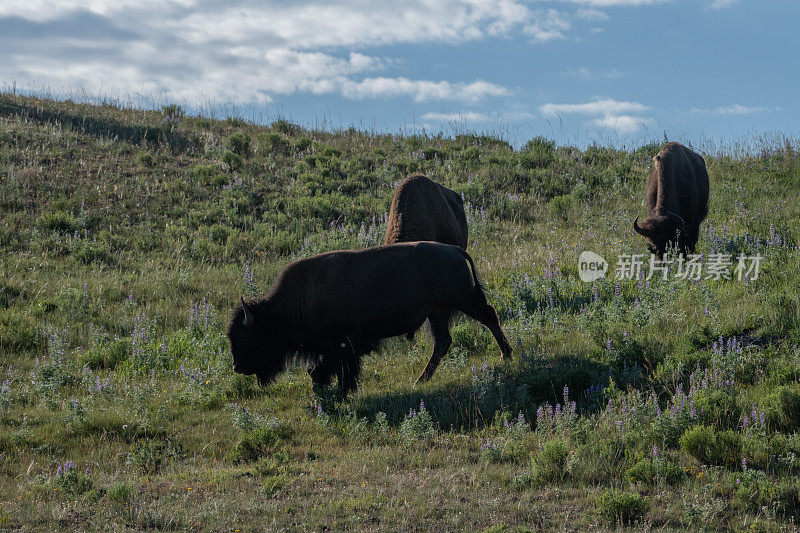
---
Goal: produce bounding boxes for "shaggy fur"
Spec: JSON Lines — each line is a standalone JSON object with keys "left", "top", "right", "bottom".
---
{"left": 634, "top": 142, "right": 710, "bottom": 257}
{"left": 227, "top": 242, "right": 512, "bottom": 395}
{"left": 385, "top": 175, "right": 468, "bottom": 249}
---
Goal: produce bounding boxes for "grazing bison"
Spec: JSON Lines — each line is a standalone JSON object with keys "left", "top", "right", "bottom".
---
{"left": 385, "top": 175, "right": 468, "bottom": 249}
{"left": 227, "top": 242, "right": 512, "bottom": 395}
{"left": 633, "top": 142, "right": 709, "bottom": 257}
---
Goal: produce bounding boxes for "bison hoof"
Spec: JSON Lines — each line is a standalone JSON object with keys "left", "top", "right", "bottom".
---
{"left": 415, "top": 373, "right": 431, "bottom": 385}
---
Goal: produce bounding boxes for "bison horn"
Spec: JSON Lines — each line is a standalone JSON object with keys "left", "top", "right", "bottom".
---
{"left": 633, "top": 216, "right": 647, "bottom": 236}
{"left": 241, "top": 297, "right": 254, "bottom": 327}
{"left": 666, "top": 211, "right": 686, "bottom": 230}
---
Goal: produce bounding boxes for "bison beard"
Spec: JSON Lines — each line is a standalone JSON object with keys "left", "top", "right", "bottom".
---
{"left": 227, "top": 242, "right": 512, "bottom": 395}
{"left": 633, "top": 142, "right": 710, "bottom": 257}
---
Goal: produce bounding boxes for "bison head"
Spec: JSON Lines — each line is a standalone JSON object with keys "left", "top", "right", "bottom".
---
{"left": 227, "top": 298, "right": 287, "bottom": 386}
{"left": 633, "top": 212, "right": 685, "bottom": 257}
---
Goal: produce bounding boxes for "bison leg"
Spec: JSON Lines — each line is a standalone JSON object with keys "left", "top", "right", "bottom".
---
{"left": 336, "top": 340, "right": 363, "bottom": 396}
{"left": 458, "top": 298, "right": 513, "bottom": 361}
{"left": 307, "top": 357, "right": 336, "bottom": 388}
{"left": 416, "top": 310, "right": 452, "bottom": 383}
{"left": 685, "top": 225, "right": 700, "bottom": 255}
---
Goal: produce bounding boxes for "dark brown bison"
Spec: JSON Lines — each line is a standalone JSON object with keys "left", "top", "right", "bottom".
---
{"left": 385, "top": 175, "right": 468, "bottom": 249}
{"left": 227, "top": 242, "right": 511, "bottom": 395}
{"left": 633, "top": 142, "right": 709, "bottom": 257}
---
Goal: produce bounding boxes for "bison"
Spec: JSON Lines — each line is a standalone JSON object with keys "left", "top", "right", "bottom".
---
{"left": 385, "top": 175, "right": 468, "bottom": 249}
{"left": 227, "top": 242, "right": 512, "bottom": 395}
{"left": 633, "top": 142, "right": 709, "bottom": 257}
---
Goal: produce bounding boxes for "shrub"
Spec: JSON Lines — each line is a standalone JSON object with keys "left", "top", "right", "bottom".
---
{"left": 679, "top": 425, "right": 742, "bottom": 467}
{"left": 221, "top": 151, "right": 242, "bottom": 172}
{"left": 257, "top": 132, "right": 291, "bottom": 156}
{"left": 192, "top": 163, "right": 228, "bottom": 186}
{"left": 107, "top": 481, "right": 133, "bottom": 504}
{"left": 531, "top": 438, "right": 570, "bottom": 483}
{"left": 71, "top": 240, "right": 113, "bottom": 265}
{"left": 226, "top": 132, "right": 251, "bottom": 157}
{"left": 0, "top": 309, "right": 42, "bottom": 352}
{"left": 37, "top": 211, "right": 78, "bottom": 233}
{"left": 679, "top": 425, "right": 716, "bottom": 464}
{"left": 715, "top": 429, "right": 744, "bottom": 467}
{"left": 374, "top": 412, "right": 390, "bottom": 436}
{"left": 479, "top": 438, "right": 504, "bottom": 464}
{"left": 548, "top": 194, "right": 572, "bottom": 221}
{"left": 126, "top": 439, "right": 176, "bottom": 474}
{"left": 399, "top": 402, "right": 436, "bottom": 445}
{"left": 572, "top": 436, "right": 626, "bottom": 484}
{"left": 626, "top": 458, "right": 685, "bottom": 485}
{"left": 766, "top": 386, "right": 800, "bottom": 431}
{"left": 271, "top": 119, "right": 300, "bottom": 136}
{"left": 79, "top": 338, "right": 130, "bottom": 370}
{"left": 596, "top": 489, "right": 647, "bottom": 525}
{"left": 294, "top": 137, "right": 313, "bottom": 151}
{"left": 625, "top": 458, "right": 653, "bottom": 484}
{"left": 450, "top": 321, "right": 491, "bottom": 353}
{"left": 693, "top": 389, "right": 741, "bottom": 429}
{"left": 227, "top": 426, "right": 288, "bottom": 463}
{"left": 160, "top": 104, "right": 185, "bottom": 118}
{"left": 138, "top": 153, "right": 154, "bottom": 167}
{"left": 54, "top": 461, "right": 93, "bottom": 496}
{"left": 519, "top": 137, "right": 555, "bottom": 168}
{"left": 225, "top": 373, "right": 263, "bottom": 400}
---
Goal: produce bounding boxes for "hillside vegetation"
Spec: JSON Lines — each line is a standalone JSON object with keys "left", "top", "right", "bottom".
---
{"left": 1, "top": 92, "right": 800, "bottom": 531}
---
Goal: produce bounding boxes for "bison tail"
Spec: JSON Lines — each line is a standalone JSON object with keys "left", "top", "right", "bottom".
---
{"left": 456, "top": 248, "right": 482, "bottom": 290}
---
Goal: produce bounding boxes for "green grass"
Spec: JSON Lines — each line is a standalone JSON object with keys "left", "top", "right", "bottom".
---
{"left": 1, "top": 91, "right": 800, "bottom": 530}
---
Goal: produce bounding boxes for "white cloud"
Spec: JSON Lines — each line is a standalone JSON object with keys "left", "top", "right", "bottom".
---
{"left": 0, "top": 1, "right": 581, "bottom": 104}
{"left": 540, "top": 97, "right": 652, "bottom": 134}
{"left": 690, "top": 104, "right": 777, "bottom": 116}
{"left": 590, "top": 114, "right": 649, "bottom": 134}
{"left": 562, "top": 67, "right": 624, "bottom": 80}
{"left": 540, "top": 98, "right": 649, "bottom": 116}
{"left": 564, "top": 0, "right": 668, "bottom": 5}
{"left": 523, "top": 9, "right": 571, "bottom": 42}
{"left": 421, "top": 111, "right": 492, "bottom": 123}
{"left": 342, "top": 78, "right": 509, "bottom": 103}
{"left": 709, "top": 0, "right": 737, "bottom": 9}
{"left": 576, "top": 8, "right": 610, "bottom": 21}
{"left": 0, "top": 0, "right": 670, "bottom": 106}
{"left": 421, "top": 109, "right": 536, "bottom": 122}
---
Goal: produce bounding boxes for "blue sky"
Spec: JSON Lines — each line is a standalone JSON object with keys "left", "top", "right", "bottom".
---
{"left": 1, "top": 0, "right": 796, "bottom": 147}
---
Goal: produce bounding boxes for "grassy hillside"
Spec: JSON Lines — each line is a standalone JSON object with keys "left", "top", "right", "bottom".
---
{"left": 1, "top": 92, "right": 800, "bottom": 531}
